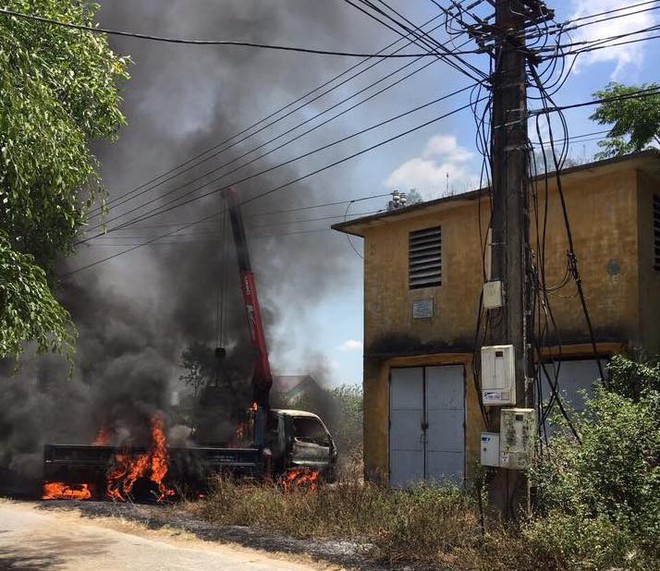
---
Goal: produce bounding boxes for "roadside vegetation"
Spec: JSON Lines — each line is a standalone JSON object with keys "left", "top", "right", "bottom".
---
{"left": 187, "top": 354, "right": 659, "bottom": 571}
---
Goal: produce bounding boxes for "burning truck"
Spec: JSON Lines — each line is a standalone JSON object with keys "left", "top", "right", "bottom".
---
{"left": 42, "top": 188, "right": 337, "bottom": 501}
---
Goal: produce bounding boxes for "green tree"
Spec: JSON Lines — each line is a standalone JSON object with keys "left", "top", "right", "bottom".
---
{"left": 0, "top": 1, "right": 129, "bottom": 359}
{"left": 590, "top": 82, "right": 660, "bottom": 159}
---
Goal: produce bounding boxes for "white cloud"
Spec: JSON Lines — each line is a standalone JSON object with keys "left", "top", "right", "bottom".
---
{"left": 422, "top": 135, "right": 473, "bottom": 162}
{"left": 336, "top": 339, "right": 363, "bottom": 352}
{"left": 569, "top": 0, "right": 656, "bottom": 79}
{"left": 385, "top": 134, "right": 475, "bottom": 198}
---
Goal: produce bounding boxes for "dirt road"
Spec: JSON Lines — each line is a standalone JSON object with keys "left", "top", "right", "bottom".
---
{"left": 0, "top": 501, "right": 337, "bottom": 570}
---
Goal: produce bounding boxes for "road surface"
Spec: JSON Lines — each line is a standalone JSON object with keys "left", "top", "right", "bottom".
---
{"left": 0, "top": 500, "right": 338, "bottom": 570}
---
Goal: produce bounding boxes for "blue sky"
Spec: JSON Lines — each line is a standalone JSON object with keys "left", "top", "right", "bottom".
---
{"left": 294, "top": 0, "right": 660, "bottom": 387}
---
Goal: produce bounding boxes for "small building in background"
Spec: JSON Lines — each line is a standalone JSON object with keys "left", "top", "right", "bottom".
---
{"left": 333, "top": 150, "right": 660, "bottom": 487}
{"left": 272, "top": 375, "right": 323, "bottom": 405}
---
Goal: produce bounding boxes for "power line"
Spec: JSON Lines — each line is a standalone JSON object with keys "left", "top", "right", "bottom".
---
{"left": 530, "top": 85, "right": 660, "bottom": 114}
{"left": 82, "top": 54, "right": 452, "bottom": 236}
{"left": 87, "top": 208, "right": 381, "bottom": 239}
{"left": 344, "top": 0, "right": 488, "bottom": 82}
{"left": 100, "top": 192, "right": 392, "bottom": 231}
{"left": 83, "top": 85, "right": 477, "bottom": 238}
{"left": 565, "top": 2, "right": 660, "bottom": 33}
{"left": 64, "top": 98, "right": 482, "bottom": 276}
{"left": 522, "top": 0, "right": 660, "bottom": 40}
{"left": 87, "top": 14, "right": 449, "bottom": 219}
{"left": 371, "top": 0, "right": 488, "bottom": 79}
{"left": 538, "top": 22, "right": 660, "bottom": 56}
{"left": 0, "top": 8, "right": 480, "bottom": 57}
{"left": 553, "top": 31, "right": 660, "bottom": 59}
{"left": 83, "top": 226, "right": 338, "bottom": 246}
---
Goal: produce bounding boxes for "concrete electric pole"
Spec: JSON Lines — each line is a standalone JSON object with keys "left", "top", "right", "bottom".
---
{"left": 487, "top": 0, "right": 545, "bottom": 516}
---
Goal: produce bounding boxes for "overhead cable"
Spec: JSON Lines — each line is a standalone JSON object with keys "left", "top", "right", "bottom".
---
{"left": 0, "top": 8, "right": 480, "bottom": 57}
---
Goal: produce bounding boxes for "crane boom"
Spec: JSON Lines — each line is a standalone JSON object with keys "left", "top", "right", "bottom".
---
{"left": 223, "top": 187, "right": 273, "bottom": 410}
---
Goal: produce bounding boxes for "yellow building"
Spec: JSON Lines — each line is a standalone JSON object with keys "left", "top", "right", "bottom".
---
{"left": 333, "top": 150, "right": 660, "bottom": 486}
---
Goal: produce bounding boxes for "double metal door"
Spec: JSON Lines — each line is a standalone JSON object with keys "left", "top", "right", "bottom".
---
{"left": 389, "top": 365, "right": 464, "bottom": 488}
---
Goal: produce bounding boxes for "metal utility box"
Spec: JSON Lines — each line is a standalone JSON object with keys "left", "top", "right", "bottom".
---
{"left": 499, "top": 408, "right": 536, "bottom": 470}
{"left": 482, "top": 280, "right": 503, "bottom": 309}
{"left": 480, "top": 432, "right": 500, "bottom": 467}
{"left": 481, "top": 345, "right": 516, "bottom": 405}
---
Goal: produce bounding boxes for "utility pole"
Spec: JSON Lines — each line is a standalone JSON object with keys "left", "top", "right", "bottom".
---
{"left": 488, "top": 0, "right": 536, "bottom": 516}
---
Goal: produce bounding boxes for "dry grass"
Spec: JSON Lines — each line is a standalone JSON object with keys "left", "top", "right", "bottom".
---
{"left": 186, "top": 478, "right": 563, "bottom": 571}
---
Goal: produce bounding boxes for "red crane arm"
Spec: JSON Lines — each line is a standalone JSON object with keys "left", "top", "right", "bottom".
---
{"left": 223, "top": 188, "right": 273, "bottom": 409}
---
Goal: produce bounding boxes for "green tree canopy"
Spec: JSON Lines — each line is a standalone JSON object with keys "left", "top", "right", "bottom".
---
{"left": 591, "top": 82, "right": 660, "bottom": 159}
{"left": 0, "top": 1, "right": 129, "bottom": 359}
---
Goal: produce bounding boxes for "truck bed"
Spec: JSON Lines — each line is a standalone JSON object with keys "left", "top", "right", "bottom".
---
{"left": 43, "top": 444, "right": 263, "bottom": 494}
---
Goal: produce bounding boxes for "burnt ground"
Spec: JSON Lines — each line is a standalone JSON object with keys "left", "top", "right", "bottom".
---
{"left": 31, "top": 500, "right": 395, "bottom": 571}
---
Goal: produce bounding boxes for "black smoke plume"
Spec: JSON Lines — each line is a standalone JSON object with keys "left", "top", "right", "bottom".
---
{"left": 0, "top": 0, "right": 368, "bottom": 481}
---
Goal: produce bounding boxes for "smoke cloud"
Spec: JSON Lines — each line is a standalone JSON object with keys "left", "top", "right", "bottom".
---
{"left": 1, "top": 0, "right": 372, "bottom": 482}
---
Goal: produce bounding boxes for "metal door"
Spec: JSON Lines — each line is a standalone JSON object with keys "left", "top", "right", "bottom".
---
{"left": 539, "top": 359, "right": 605, "bottom": 438}
{"left": 389, "top": 367, "right": 424, "bottom": 488}
{"left": 389, "top": 366, "right": 465, "bottom": 487}
{"left": 540, "top": 359, "right": 604, "bottom": 414}
{"left": 425, "top": 365, "right": 465, "bottom": 484}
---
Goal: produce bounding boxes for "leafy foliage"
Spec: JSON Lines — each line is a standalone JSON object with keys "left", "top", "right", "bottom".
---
{"left": 524, "top": 511, "right": 643, "bottom": 571}
{"left": 590, "top": 82, "right": 660, "bottom": 158}
{"left": 0, "top": 0, "right": 129, "bottom": 358}
{"left": 0, "top": 232, "right": 75, "bottom": 358}
{"left": 532, "top": 355, "right": 660, "bottom": 567}
{"left": 607, "top": 352, "right": 660, "bottom": 401}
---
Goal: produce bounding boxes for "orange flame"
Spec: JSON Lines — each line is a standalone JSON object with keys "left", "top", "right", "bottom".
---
{"left": 231, "top": 403, "right": 259, "bottom": 447}
{"left": 282, "top": 469, "right": 320, "bottom": 493}
{"left": 43, "top": 482, "right": 92, "bottom": 500}
{"left": 105, "top": 415, "right": 175, "bottom": 502}
{"left": 93, "top": 426, "right": 113, "bottom": 446}
{"left": 150, "top": 415, "right": 176, "bottom": 501}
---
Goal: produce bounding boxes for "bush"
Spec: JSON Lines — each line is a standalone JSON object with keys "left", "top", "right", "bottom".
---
{"left": 524, "top": 511, "right": 645, "bottom": 571}
{"left": 533, "top": 355, "right": 660, "bottom": 568}
{"left": 608, "top": 353, "right": 660, "bottom": 401}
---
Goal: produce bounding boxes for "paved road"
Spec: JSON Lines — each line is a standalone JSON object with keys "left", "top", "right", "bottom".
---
{"left": 0, "top": 501, "right": 336, "bottom": 570}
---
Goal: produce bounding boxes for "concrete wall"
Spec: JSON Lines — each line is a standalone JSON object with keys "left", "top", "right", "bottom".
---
{"left": 538, "top": 168, "right": 640, "bottom": 344}
{"left": 359, "top": 160, "right": 659, "bottom": 482}
{"left": 364, "top": 197, "right": 486, "bottom": 354}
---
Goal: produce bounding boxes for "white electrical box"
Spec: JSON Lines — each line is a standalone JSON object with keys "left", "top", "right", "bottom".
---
{"left": 480, "top": 432, "right": 500, "bottom": 467}
{"left": 499, "top": 408, "right": 536, "bottom": 470}
{"left": 481, "top": 345, "right": 516, "bottom": 405}
{"left": 483, "top": 280, "right": 503, "bottom": 309}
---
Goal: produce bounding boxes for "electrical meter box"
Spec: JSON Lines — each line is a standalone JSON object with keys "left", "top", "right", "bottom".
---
{"left": 499, "top": 408, "right": 536, "bottom": 470}
{"left": 482, "top": 280, "right": 503, "bottom": 309}
{"left": 481, "top": 345, "right": 515, "bottom": 405}
{"left": 480, "top": 432, "right": 500, "bottom": 467}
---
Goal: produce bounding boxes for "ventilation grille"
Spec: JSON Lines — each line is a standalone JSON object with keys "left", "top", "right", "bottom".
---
{"left": 655, "top": 195, "right": 660, "bottom": 271}
{"left": 409, "top": 226, "right": 442, "bottom": 289}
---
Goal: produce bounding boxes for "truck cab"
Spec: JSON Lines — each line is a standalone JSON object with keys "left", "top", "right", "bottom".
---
{"left": 266, "top": 409, "right": 337, "bottom": 481}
